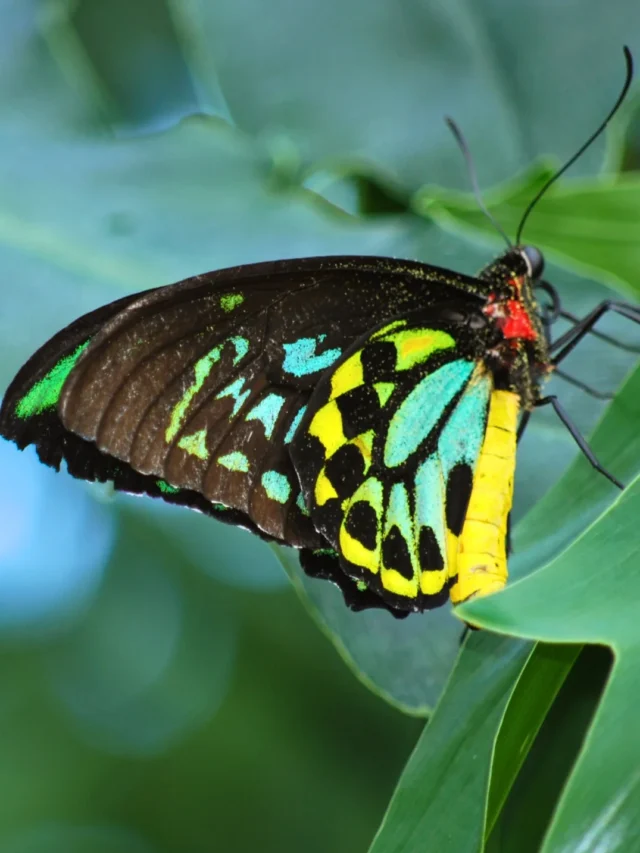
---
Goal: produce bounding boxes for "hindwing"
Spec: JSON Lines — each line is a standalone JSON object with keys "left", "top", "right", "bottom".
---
{"left": 291, "top": 308, "right": 519, "bottom": 613}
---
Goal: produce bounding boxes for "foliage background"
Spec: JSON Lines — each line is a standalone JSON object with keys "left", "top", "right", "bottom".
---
{"left": 0, "top": 1, "right": 638, "bottom": 851}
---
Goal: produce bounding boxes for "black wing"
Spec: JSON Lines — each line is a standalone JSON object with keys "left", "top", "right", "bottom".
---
{"left": 0, "top": 255, "right": 484, "bottom": 547}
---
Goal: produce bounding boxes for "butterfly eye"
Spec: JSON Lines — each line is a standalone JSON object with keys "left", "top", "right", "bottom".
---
{"left": 521, "top": 245, "right": 545, "bottom": 280}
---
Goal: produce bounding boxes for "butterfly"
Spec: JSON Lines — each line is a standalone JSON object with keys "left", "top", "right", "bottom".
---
{"left": 1, "top": 51, "right": 638, "bottom": 620}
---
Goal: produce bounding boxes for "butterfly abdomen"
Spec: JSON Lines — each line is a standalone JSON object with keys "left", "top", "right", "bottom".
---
{"left": 448, "top": 389, "right": 518, "bottom": 604}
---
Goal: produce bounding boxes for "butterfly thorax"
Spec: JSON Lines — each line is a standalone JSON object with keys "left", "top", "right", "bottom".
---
{"left": 476, "top": 249, "right": 551, "bottom": 410}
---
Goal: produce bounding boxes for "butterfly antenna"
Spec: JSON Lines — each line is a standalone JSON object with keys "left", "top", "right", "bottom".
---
{"left": 516, "top": 46, "right": 634, "bottom": 245}
{"left": 446, "top": 116, "right": 513, "bottom": 249}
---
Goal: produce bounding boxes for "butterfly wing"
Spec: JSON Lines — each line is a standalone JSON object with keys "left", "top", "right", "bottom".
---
{"left": 291, "top": 308, "right": 519, "bottom": 614}
{"left": 0, "top": 285, "right": 262, "bottom": 532}
{"left": 0, "top": 256, "right": 484, "bottom": 548}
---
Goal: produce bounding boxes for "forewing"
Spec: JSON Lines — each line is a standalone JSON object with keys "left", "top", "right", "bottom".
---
{"left": 0, "top": 287, "right": 260, "bottom": 531}
{"left": 0, "top": 256, "right": 483, "bottom": 546}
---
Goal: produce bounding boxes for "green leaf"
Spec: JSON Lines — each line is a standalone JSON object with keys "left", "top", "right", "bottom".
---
{"left": 368, "top": 634, "right": 532, "bottom": 853}
{"left": 512, "top": 360, "right": 640, "bottom": 583}
{"left": 486, "top": 643, "right": 580, "bottom": 840}
{"left": 415, "top": 164, "right": 640, "bottom": 513}
{"left": 462, "top": 478, "right": 640, "bottom": 852}
{"left": 279, "top": 547, "right": 464, "bottom": 714}
{"left": 51, "top": 0, "right": 640, "bottom": 189}
{"left": 366, "top": 360, "right": 640, "bottom": 845}
{"left": 418, "top": 166, "right": 640, "bottom": 298}
{"left": 0, "top": 112, "right": 415, "bottom": 395}
{"left": 486, "top": 646, "right": 611, "bottom": 853}
{"left": 461, "top": 416, "right": 640, "bottom": 852}
{"left": 463, "top": 362, "right": 640, "bottom": 850}
{"left": 278, "top": 311, "right": 639, "bottom": 715}
{"left": 3, "top": 18, "right": 639, "bottom": 852}
{"left": 67, "top": 0, "right": 200, "bottom": 130}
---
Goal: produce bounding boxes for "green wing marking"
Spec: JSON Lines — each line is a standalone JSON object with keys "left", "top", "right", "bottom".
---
{"left": 15, "top": 340, "right": 90, "bottom": 419}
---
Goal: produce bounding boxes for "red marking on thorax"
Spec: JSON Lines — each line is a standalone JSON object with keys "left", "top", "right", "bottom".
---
{"left": 484, "top": 282, "right": 538, "bottom": 342}
{"left": 501, "top": 300, "right": 537, "bottom": 340}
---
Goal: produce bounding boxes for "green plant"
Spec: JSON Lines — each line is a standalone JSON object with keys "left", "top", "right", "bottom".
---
{"left": 0, "top": 2, "right": 639, "bottom": 851}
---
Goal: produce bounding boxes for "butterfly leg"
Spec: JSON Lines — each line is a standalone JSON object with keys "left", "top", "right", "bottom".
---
{"left": 535, "top": 395, "right": 624, "bottom": 489}
{"left": 558, "top": 309, "right": 640, "bottom": 354}
{"left": 536, "top": 281, "right": 562, "bottom": 323}
{"left": 553, "top": 368, "right": 615, "bottom": 400}
{"left": 550, "top": 300, "right": 640, "bottom": 364}
{"left": 516, "top": 410, "right": 531, "bottom": 443}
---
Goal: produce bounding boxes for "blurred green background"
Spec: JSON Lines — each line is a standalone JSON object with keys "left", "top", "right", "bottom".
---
{"left": 0, "top": 2, "right": 638, "bottom": 851}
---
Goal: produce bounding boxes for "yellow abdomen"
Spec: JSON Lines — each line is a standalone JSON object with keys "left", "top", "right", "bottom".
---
{"left": 449, "top": 390, "right": 519, "bottom": 605}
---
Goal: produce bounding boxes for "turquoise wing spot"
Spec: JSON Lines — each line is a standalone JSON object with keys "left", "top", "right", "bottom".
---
{"left": 284, "top": 404, "right": 307, "bottom": 444}
{"left": 282, "top": 337, "right": 341, "bottom": 377}
{"left": 245, "top": 394, "right": 286, "bottom": 439}
{"left": 296, "top": 491, "right": 310, "bottom": 516}
{"left": 230, "top": 336, "right": 249, "bottom": 364}
{"left": 15, "top": 340, "right": 91, "bottom": 419}
{"left": 177, "top": 428, "right": 209, "bottom": 460}
{"left": 384, "top": 483, "right": 415, "bottom": 567}
{"left": 218, "top": 451, "right": 249, "bottom": 472}
{"left": 261, "top": 470, "right": 291, "bottom": 504}
{"left": 414, "top": 456, "right": 446, "bottom": 562}
{"left": 216, "top": 377, "right": 251, "bottom": 417}
{"left": 384, "top": 360, "right": 474, "bottom": 467}
{"left": 437, "top": 370, "right": 492, "bottom": 476}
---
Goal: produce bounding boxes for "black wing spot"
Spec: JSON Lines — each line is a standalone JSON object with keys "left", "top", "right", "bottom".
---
{"left": 344, "top": 500, "right": 378, "bottom": 551}
{"left": 324, "top": 443, "right": 365, "bottom": 501}
{"left": 418, "top": 526, "right": 444, "bottom": 570}
{"left": 382, "top": 525, "right": 414, "bottom": 580}
{"left": 296, "top": 431, "right": 326, "bottom": 471}
{"left": 300, "top": 549, "right": 408, "bottom": 617}
{"left": 335, "top": 385, "right": 380, "bottom": 437}
{"left": 446, "top": 463, "right": 473, "bottom": 536}
{"left": 361, "top": 342, "right": 397, "bottom": 383}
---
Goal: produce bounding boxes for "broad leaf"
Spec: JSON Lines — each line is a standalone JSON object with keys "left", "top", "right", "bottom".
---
{"left": 368, "top": 634, "right": 531, "bottom": 853}
{"left": 418, "top": 166, "right": 640, "bottom": 298}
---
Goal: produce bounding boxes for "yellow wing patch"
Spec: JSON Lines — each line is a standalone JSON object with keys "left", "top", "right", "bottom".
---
{"left": 351, "top": 430, "right": 374, "bottom": 473}
{"left": 339, "top": 476, "right": 383, "bottom": 574}
{"left": 315, "top": 469, "right": 338, "bottom": 505}
{"left": 373, "top": 382, "right": 394, "bottom": 406}
{"left": 330, "top": 352, "right": 364, "bottom": 399}
{"left": 381, "top": 568, "right": 418, "bottom": 598}
{"left": 340, "top": 525, "right": 378, "bottom": 573}
{"left": 308, "top": 399, "right": 345, "bottom": 457}
{"left": 372, "top": 324, "right": 456, "bottom": 371}
{"left": 420, "top": 568, "right": 448, "bottom": 596}
{"left": 394, "top": 329, "right": 456, "bottom": 371}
